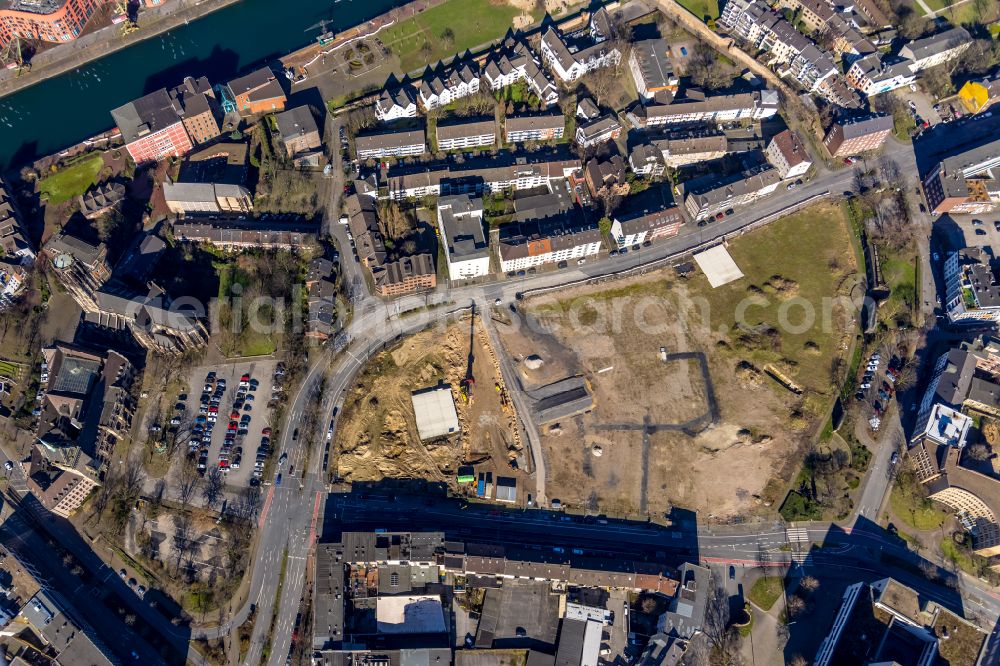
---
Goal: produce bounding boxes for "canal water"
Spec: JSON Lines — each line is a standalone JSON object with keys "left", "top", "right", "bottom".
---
{"left": 0, "top": 0, "right": 403, "bottom": 170}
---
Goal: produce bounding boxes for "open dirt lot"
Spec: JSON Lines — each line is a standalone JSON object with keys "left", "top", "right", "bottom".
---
{"left": 499, "top": 202, "right": 859, "bottom": 519}
{"left": 335, "top": 316, "right": 528, "bottom": 499}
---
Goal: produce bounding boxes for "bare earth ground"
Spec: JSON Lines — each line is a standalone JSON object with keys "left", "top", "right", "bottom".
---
{"left": 336, "top": 317, "right": 529, "bottom": 498}
{"left": 498, "top": 203, "right": 859, "bottom": 519}
{"left": 510, "top": 0, "right": 583, "bottom": 28}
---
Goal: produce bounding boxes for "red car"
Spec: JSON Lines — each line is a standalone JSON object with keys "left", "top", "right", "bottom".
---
{"left": 218, "top": 460, "right": 229, "bottom": 469}
{"left": 262, "top": 427, "right": 272, "bottom": 436}
{"left": 230, "top": 410, "right": 240, "bottom": 420}
{"left": 208, "top": 406, "right": 218, "bottom": 413}
{"left": 241, "top": 374, "right": 250, "bottom": 382}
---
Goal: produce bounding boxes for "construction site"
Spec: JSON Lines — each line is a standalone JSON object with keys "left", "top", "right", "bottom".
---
{"left": 496, "top": 205, "right": 858, "bottom": 520}
{"left": 334, "top": 310, "right": 530, "bottom": 502}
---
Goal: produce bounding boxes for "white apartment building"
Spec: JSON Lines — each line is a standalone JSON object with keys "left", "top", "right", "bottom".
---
{"left": 539, "top": 27, "right": 621, "bottom": 83}
{"left": 899, "top": 26, "right": 972, "bottom": 72}
{"left": 498, "top": 221, "right": 602, "bottom": 272}
{"left": 481, "top": 38, "right": 559, "bottom": 106}
{"left": 437, "top": 195, "right": 490, "bottom": 279}
{"left": 375, "top": 88, "right": 418, "bottom": 122}
{"left": 505, "top": 114, "right": 565, "bottom": 143}
{"left": 436, "top": 119, "right": 496, "bottom": 151}
{"left": 355, "top": 129, "right": 426, "bottom": 160}
{"left": 764, "top": 129, "right": 812, "bottom": 180}
{"left": 385, "top": 155, "right": 578, "bottom": 200}
{"left": 720, "top": 0, "right": 840, "bottom": 94}
{"left": 418, "top": 63, "right": 480, "bottom": 110}
{"left": 641, "top": 90, "right": 778, "bottom": 127}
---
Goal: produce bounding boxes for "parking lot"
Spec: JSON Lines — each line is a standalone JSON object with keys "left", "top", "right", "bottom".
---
{"left": 854, "top": 350, "right": 901, "bottom": 433}
{"left": 174, "top": 359, "right": 285, "bottom": 488}
{"left": 938, "top": 213, "right": 1000, "bottom": 251}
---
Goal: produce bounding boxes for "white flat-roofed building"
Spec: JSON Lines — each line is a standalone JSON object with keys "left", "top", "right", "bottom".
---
{"left": 355, "top": 129, "right": 426, "bottom": 160}
{"left": 437, "top": 194, "right": 490, "bottom": 279}
{"left": 436, "top": 118, "right": 496, "bottom": 151}
{"left": 376, "top": 595, "right": 447, "bottom": 634}
{"left": 506, "top": 113, "right": 565, "bottom": 143}
{"left": 411, "top": 385, "right": 460, "bottom": 440}
{"left": 920, "top": 403, "right": 972, "bottom": 449}
{"left": 694, "top": 245, "right": 745, "bottom": 288}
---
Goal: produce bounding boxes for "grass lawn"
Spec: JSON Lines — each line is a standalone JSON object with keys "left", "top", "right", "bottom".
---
{"left": 780, "top": 490, "right": 823, "bottom": 521}
{"left": 38, "top": 153, "right": 104, "bottom": 204}
{"left": 890, "top": 483, "right": 947, "bottom": 530}
{"left": 0, "top": 361, "right": 20, "bottom": 377}
{"left": 940, "top": 537, "right": 977, "bottom": 574}
{"left": 881, "top": 249, "right": 917, "bottom": 323}
{"left": 748, "top": 575, "right": 784, "bottom": 610}
{"left": 380, "top": 0, "right": 529, "bottom": 74}
{"left": 686, "top": 201, "right": 857, "bottom": 396}
{"left": 237, "top": 334, "right": 278, "bottom": 357}
{"left": 675, "top": 0, "right": 720, "bottom": 21}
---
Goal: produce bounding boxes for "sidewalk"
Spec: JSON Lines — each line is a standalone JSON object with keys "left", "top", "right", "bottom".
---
{"left": 0, "top": 0, "right": 239, "bottom": 99}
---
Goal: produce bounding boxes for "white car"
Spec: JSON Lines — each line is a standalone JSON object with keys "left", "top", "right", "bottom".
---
{"left": 860, "top": 382, "right": 871, "bottom": 390}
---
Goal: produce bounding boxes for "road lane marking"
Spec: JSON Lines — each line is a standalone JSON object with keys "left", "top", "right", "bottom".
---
{"left": 258, "top": 486, "right": 276, "bottom": 529}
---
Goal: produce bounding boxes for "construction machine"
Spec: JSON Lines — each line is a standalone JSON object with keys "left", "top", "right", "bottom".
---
{"left": 459, "top": 303, "right": 476, "bottom": 404}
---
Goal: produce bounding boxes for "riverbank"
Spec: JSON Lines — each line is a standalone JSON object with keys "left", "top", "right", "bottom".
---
{"left": 0, "top": 0, "right": 241, "bottom": 100}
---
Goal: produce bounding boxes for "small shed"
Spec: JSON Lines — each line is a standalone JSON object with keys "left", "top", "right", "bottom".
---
{"left": 495, "top": 476, "right": 517, "bottom": 503}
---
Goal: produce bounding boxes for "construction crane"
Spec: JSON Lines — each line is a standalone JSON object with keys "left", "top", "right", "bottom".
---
{"left": 305, "top": 17, "right": 335, "bottom": 45}
{"left": 114, "top": 0, "right": 139, "bottom": 37}
{"left": 0, "top": 36, "right": 30, "bottom": 75}
{"left": 459, "top": 303, "right": 476, "bottom": 404}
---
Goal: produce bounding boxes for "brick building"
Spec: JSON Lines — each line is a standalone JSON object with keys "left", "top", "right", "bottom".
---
{"left": 226, "top": 67, "right": 287, "bottom": 117}
{"left": 0, "top": 0, "right": 106, "bottom": 48}
{"left": 822, "top": 114, "right": 893, "bottom": 158}
{"left": 111, "top": 88, "right": 195, "bottom": 164}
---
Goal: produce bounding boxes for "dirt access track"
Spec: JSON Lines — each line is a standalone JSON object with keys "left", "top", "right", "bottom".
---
{"left": 498, "top": 202, "right": 859, "bottom": 519}
{"left": 335, "top": 316, "right": 530, "bottom": 498}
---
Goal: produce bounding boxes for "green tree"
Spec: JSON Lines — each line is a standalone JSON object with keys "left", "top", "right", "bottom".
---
{"left": 598, "top": 216, "right": 612, "bottom": 236}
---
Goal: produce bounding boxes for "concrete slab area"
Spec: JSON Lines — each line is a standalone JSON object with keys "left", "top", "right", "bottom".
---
{"left": 694, "top": 245, "right": 744, "bottom": 288}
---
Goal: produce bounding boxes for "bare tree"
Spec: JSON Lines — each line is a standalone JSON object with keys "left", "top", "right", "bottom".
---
{"left": 786, "top": 594, "right": 807, "bottom": 619}
{"left": 172, "top": 513, "right": 193, "bottom": 574}
{"left": 203, "top": 468, "right": 224, "bottom": 509}
{"left": 800, "top": 575, "right": 820, "bottom": 592}
{"left": 687, "top": 42, "right": 734, "bottom": 91}
{"left": 703, "top": 575, "right": 741, "bottom": 664}
{"left": 967, "top": 443, "right": 992, "bottom": 462}
{"left": 122, "top": 456, "right": 146, "bottom": 500}
{"left": 878, "top": 156, "right": 902, "bottom": 189}
{"left": 178, "top": 458, "right": 199, "bottom": 509}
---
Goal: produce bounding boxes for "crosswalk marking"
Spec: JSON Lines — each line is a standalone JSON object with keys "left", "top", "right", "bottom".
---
{"left": 786, "top": 527, "right": 809, "bottom": 543}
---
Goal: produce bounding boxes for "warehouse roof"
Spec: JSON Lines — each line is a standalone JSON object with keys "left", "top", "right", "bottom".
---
{"left": 411, "top": 385, "right": 461, "bottom": 440}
